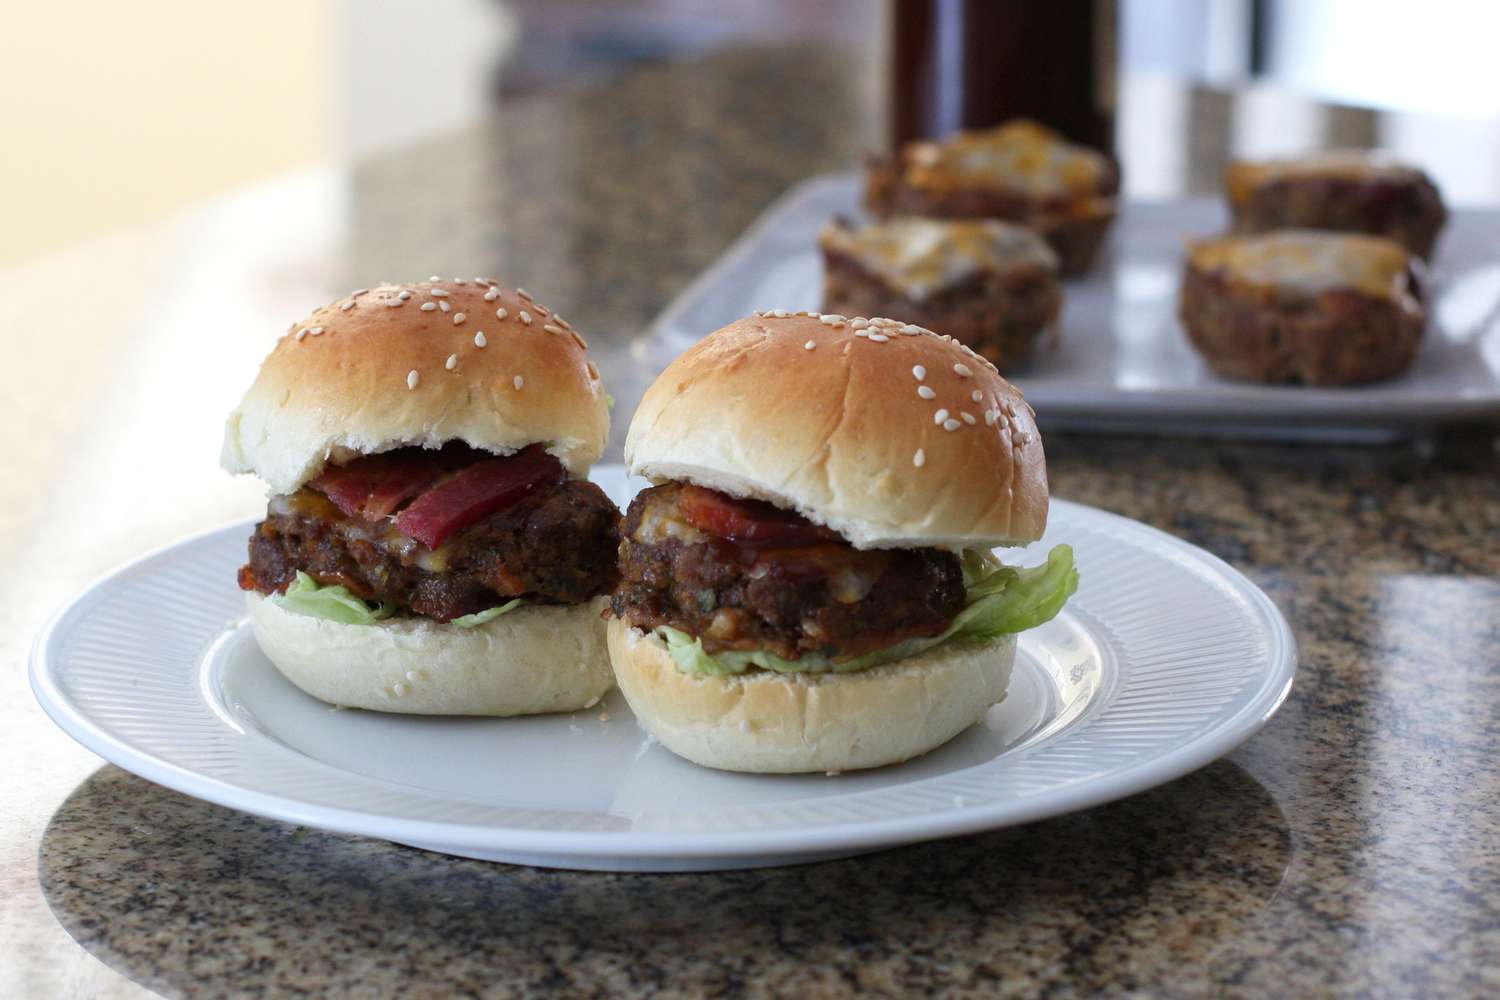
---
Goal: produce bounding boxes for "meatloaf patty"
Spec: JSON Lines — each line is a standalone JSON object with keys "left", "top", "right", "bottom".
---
{"left": 612, "top": 483, "right": 966, "bottom": 661}
{"left": 820, "top": 216, "right": 1062, "bottom": 370}
{"left": 241, "top": 479, "right": 621, "bottom": 622}
{"left": 1226, "top": 153, "right": 1447, "bottom": 259}
{"left": 1178, "top": 230, "right": 1426, "bottom": 386}
{"left": 864, "top": 120, "right": 1119, "bottom": 275}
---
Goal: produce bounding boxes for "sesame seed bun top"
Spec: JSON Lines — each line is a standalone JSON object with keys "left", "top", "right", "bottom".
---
{"left": 625, "top": 311, "right": 1049, "bottom": 550}
{"left": 221, "top": 280, "right": 608, "bottom": 495}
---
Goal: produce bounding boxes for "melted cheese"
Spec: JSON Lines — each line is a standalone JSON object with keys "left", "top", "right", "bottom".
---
{"left": 821, "top": 217, "right": 1057, "bottom": 300}
{"left": 903, "top": 119, "right": 1110, "bottom": 199}
{"left": 1226, "top": 150, "right": 1424, "bottom": 207}
{"left": 632, "top": 503, "right": 706, "bottom": 545}
{"left": 1188, "top": 230, "right": 1415, "bottom": 301}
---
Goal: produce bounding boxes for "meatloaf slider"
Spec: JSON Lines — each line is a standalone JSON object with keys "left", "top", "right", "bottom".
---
{"left": 1226, "top": 151, "right": 1447, "bottom": 259}
{"left": 865, "top": 119, "right": 1119, "bottom": 275}
{"left": 608, "top": 311, "right": 1078, "bottom": 773}
{"left": 820, "top": 216, "right": 1062, "bottom": 370}
{"left": 221, "top": 280, "right": 620, "bottom": 715}
{"left": 1179, "top": 231, "right": 1426, "bottom": 385}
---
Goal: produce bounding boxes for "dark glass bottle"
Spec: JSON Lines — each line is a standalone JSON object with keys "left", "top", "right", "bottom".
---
{"left": 888, "top": 0, "right": 1117, "bottom": 152}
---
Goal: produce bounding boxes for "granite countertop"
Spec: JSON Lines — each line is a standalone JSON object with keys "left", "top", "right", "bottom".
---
{"left": 5, "top": 46, "right": 1500, "bottom": 998}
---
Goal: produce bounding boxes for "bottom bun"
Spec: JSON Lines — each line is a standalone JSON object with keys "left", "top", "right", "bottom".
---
{"left": 249, "top": 593, "right": 613, "bottom": 716}
{"left": 607, "top": 618, "right": 1015, "bottom": 773}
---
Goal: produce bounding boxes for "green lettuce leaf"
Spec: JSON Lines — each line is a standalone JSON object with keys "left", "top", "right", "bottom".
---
{"left": 274, "top": 571, "right": 399, "bottom": 625}
{"left": 274, "top": 572, "right": 523, "bottom": 628}
{"left": 659, "top": 544, "right": 1078, "bottom": 677}
{"left": 450, "top": 599, "right": 523, "bottom": 628}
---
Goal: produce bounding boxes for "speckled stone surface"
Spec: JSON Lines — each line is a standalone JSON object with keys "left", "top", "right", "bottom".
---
{"left": 19, "top": 45, "right": 1500, "bottom": 999}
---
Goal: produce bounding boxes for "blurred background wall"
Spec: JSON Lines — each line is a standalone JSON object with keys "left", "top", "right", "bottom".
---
{"left": 4, "top": 0, "right": 1499, "bottom": 268}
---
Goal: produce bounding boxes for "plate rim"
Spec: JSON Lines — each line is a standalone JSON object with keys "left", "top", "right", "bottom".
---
{"left": 645, "top": 171, "right": 1500, "bottom": 426}
{"left": 31, "top": 496, "right": 1296, "bottom": 862}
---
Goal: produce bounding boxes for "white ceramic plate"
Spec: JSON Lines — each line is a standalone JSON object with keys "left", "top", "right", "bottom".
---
{"left": 31, "top": 467, "right": 1294, "bottom": 871}
{"left": 644, "top": 174, "right": 1500, "bottom": 438}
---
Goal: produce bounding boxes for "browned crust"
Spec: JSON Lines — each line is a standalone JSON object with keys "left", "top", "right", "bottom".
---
{"left": 864, "top": 155, "right": 1119, "bottom": 275}
{"left": 820, "top": 247, "right": 1062, "bottom": 371}
{"left": 1227, "top": 173, "right": 1448, "bottom": 260}
{"left": 1178, "top": 263, "right": 1427, "bottom": 386}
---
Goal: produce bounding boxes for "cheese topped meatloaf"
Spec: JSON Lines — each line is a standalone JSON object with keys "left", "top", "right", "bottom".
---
{"left": 1178, "top": 230, "right": 1426, "bottom": 386}
{"left": 1226, "top": 151, "right": 1447, "bottom": 259}
{"left": 865, "top": 120, "right": 1119, "bottom": 275}
{"left": 820, "top": 216, "right": 1062, "bottom": 370}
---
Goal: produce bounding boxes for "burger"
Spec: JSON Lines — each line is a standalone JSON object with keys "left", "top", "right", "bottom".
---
{"left": 607, "top": 310, "right": 1078, "bottom": 773}
{"left": 221, "top": 280, "right": 620, "bottom": 716}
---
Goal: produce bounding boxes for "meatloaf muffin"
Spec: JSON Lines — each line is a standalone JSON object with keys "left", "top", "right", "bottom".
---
{"left": 819, "top": 216, "right": 1062, "bottom": 370}
{"left": 1179, "top": 230, "right": 1426, "bottom": 386}
{"left": 1226, "top": 151, "right": 1447, "bottom": 259}
{"left": 865, "top": 119, "right": 1119, "bottom": 275}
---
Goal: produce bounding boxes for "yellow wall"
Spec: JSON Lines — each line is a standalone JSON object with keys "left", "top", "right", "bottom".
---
{"left": 0, "top": 1, "right": 332, "bottom": 266}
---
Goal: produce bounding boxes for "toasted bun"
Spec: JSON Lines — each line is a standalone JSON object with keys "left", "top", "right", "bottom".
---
{"left": 249, "top": 594, "right": 613, "bottom": 716}
{"left": 608, "top": 619, "right": 1014, "bottom": 773}
{"left": 625, "top": 312, "right": 1047, "bottom": 549}
{"left": 222, "top": 281, "right": 608, "bottom": 494}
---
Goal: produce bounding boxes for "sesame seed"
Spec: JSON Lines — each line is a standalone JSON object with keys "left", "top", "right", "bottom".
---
{"left": 513, "top": 375, "right": 525, "bottom": 390}
{"left": 474, "top": 331, "right": 487, "bottom": 347}
{"left": 912, "top": 365, "right": 927, "bottom": 381}
{"left": 985, "top": 408, "right": 998, "bottom": 425}
{"left": 393, "top": 682, "right": 407, "bottom": 697}
{"left": 429, "top": 289, "right": 449, "bottom": 297}
{"left": 351, "top": 288, "right": 369, "bottom": 296}
{"left": 519, "top": 310, "right": 532, "bottom": 325}
{"left": 445, "top": 354, "right": 458, "bottom": 370}
{"left": 769, "top": 309, "right": 790, "bottom": 318}
{"left": 295, "top": 329, "right": 308, "bottom": 341}
{"left": 429, "top": 275, "right": 442, "bottom": 281}
{"left": 484, "top": 287, "right": 500, "bottom": 301}
{"left": 850, "top": 318, "right": 870, "bottom": 330}
{"left": 934, "top": 408, "right": 949, "bottom": 425}
{"left": 971, "top": 390, "right": 983, "bottom": 402}
{"left": 453, "top": 312, "right": 466, "bottom": 324}
{"left": 340, "top": 301, "right": 355, "bottom": 311}
{"left": 571, "top": 331, "right": 588, "bottom": 350}
{"left": 868, "top": 333, "right": 889, "bottom": 342}
{"left": 954, "top": 363, "right": 973, "bottom": 378}
{"left": 406, "top": 370, "right": 420, "bottom": 390}
{"left": 517, "top": 287, "right": 532, "bottom": 300}
{"left": 913, "top": 448, "right": 926, "bottom": 467}
{"left": 496, "top": 307, "right": 508, "bottom": 320}
{"left": 439, "top": 300, "right": 450, "bottom": 312}
{"left": 961, "top": 411, "right": 976, "bottom": 425}
{"left": 804, "top": 340, "right": 816, "bottom": 350}
{"left": 309, "top": 326, "right": 323, "bottom": 336}
{"left": 855, "top": 329, "right": 868, "bottom": 337}
{"left": 900, "top": 324, "right": 922, "bottom": 335}
{"left": 405, "top": 670, "right": 420, "bottom": 681}
{"left": 917, "top": 385, "right": 936, "bottom": 399}
{"left": 943, "top": 418, "right": 961, "bottom": 431}
{"left": 397, "top": 290, "right": 412, "bottom": 301}
{"left": 386, "top": 298, "right": 404, "bottom": 307}
{"left": 543, "top": 324, "right": 564, "bottom": 335}
{"left": 420, "top": 302, "right": 437, "bottom": 312}
{"left": 452, "top": 278, "right": 466, "bottom": 285}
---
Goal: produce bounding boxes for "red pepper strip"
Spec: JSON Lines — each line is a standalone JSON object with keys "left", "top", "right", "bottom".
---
{"left": 395, "top": 446, "right": 565, "bottom": 549}
{"left": 677, "top": 485, "right": 838, "bottom": 548}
